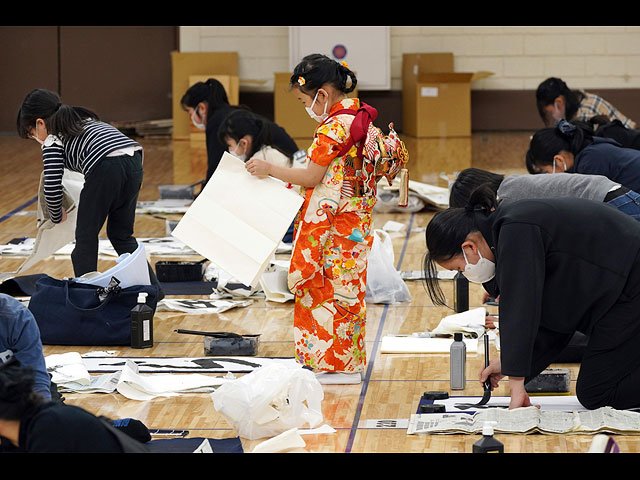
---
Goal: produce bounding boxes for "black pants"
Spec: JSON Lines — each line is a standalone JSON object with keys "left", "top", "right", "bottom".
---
{"left": 71, "top": 152, "right": 162, "bottom": 295}
{"left": 575, "top": 251, "right": 640, "bottom": 410}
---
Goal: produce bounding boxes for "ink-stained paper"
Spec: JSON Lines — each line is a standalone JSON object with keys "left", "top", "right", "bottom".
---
{"left": 171, "top": 152, "right": 304, "bottom": 287}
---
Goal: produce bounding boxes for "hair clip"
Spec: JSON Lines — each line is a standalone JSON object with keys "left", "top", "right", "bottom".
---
{"left": 298, "top": 76, "right": 306, "bottom": 86}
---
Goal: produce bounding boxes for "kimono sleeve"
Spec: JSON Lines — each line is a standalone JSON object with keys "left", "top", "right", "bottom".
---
{"left": 308, "top": 119, "right": 349, "bottom": 168}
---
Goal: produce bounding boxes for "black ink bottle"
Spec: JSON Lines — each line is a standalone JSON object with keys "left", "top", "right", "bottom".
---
{"left": 131, "top": 292, "right": 153, "bottom": 348}
{"left": 473, "top": 421, "right": 504, "bottom": 453}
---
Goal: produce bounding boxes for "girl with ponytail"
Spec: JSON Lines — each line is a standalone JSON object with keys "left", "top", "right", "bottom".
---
{"left": 17, "top": 88, "right": 163, "bottom": 297}
{"left": 180, "top": 78, "right": 297, "bottom": 182}
{"left": 217, "top": 108, "right": 294, "bottom": 168}
{"left": 423, "top": 177, "right": 640, "bottom": 412}
{"left": 526, "top": 119, "right": 640, "bottom": 192}
{"left": 245, "top": 54, "right": 374, "bottom": 384}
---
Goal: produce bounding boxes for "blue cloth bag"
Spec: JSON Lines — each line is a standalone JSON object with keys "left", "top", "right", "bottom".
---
{"left": 28, "top": 275, "right": 159, "bottom": 346}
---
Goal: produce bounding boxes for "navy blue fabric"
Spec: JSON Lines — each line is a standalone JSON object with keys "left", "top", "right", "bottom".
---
{"left": 28, "top": 275, "right": 159, "bottom": 346}
{"left": 146, "top": 437, "right": 243, "bottom": 453}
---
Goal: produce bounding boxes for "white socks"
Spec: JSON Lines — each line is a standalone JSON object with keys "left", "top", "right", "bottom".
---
{"left": 315, "top": 371, "right": 364, "bottom": 384}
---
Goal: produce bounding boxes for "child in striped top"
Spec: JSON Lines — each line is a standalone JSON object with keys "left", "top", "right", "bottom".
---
{"left": 17, "top": 89, "right": 162, "bottom": 297}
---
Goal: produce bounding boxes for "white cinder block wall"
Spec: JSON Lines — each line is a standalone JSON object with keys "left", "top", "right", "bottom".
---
{"left": 179, "top": 25, "right": 640, "bottom": 92}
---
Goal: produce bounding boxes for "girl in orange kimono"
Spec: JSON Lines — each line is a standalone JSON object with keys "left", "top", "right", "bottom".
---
{"left": 245, "top": 54, "right": 375, "bottom": 384}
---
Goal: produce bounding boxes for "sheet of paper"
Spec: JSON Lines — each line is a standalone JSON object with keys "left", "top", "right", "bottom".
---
{"left": 438, "top": 395, "right": 587, "bottom": 413}
{"left": 432, "top": 307, "right": 487, "bottom": 337}
{"left": 45, "top": 351, "right": 91, "bottom": 385}
{"left": 260, "top": 268, "right": 294, "bottom": 303}
{"left": 115, "top": 360, "right": 229, "bottom": 401}
{"left": 80, "top": 355, "right": 300, "bottom": 373}
{"left": 19, "top": 170, "right": 84, "bottom": 272}
{"left": 157, "top": 298, "right": 253, "bottom": 314}
{"left": 172, "top": 152, "right": 303, "bottom": 287}
{"left": 407, "top": 180, "right": 450, "bottom": 209}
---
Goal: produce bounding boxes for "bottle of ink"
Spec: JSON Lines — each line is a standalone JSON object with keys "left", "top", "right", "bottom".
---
{"left": 473, "top": 421, "right": 504, "bottom": 453}
{"left": 131, "top": 292, "right": 153, "bottom": 348}
{"left": 450, "top": 332, "right": 466, "bottom": 390}
{"left": 453, "top": 271, "right": 469, "bottom": 313}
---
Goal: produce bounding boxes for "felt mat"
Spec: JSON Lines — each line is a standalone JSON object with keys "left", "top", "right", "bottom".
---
{"left": 82, "top": 356, "right": 299, "bottom": 373}
{"left": 147, "top": 437, "right": 243, "bottom": 453}
{"left": 0, "top": 273, "right": 47, "bottom": 296}
{"left": 159, "top": 281, "right": 218, "bottom": 295}
{"left": 418, "top": 395, "right": 587, "bottom": 414}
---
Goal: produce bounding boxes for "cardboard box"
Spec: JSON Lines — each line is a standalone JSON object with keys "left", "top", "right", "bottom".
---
{"left": 403, "top": 135, "right": 471, "bottom": 183}
{"left": 273, "top": 72, "right": 359, "bottom": 141}
{"left": 171, "top": 51, "right": 238, "bottom": 140}
{"left": 402, "top": 53, "right": 492, "bottom": 138}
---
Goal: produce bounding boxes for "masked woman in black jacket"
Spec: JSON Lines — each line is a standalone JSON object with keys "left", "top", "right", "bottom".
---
{"left": 423, "top": 184, "right": 640, "bottom": 411}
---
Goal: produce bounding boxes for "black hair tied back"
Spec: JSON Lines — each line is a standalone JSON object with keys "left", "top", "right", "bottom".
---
{"left": 466, "top": 183, "right": 498, "bottom": 213}
{"left": 339, "top": 61, "right": 357, "bottom": 94}
{"left": 16, "top": 88, "right": 98, "bottom": 140}
{"left": 556, "top": 118, "right": 577, "bottom": 136}
{"left": 291, "top": 54, "right": 358, "bottom": 95}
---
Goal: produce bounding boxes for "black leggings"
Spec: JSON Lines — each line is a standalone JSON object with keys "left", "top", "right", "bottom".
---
{"left": 70, "top": 152, "right": 161, "bottom": 296}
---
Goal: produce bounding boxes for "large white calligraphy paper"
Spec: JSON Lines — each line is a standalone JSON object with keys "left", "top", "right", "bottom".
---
{"left": 172, "top": 152, "right": 303, "bottom": 287}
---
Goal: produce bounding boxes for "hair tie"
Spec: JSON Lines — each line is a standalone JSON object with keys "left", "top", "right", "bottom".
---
{"left": 465, "top": 204, "right": 486, "bottom": 213}
{"left": 298, "top": 76, "right": 306, "bottom": 87}
{"left": 556, "top": 118, "right": 576, "bottom": 135}
{"left": 341, "top": 60, "right": 349, "bottom": 69}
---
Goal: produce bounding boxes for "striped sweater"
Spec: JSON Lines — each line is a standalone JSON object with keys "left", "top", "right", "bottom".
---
{"left": 41, "top": 120, "right": 141, "bottom": 223}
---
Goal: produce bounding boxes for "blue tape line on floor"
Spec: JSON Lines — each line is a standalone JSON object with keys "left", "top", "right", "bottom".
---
{"left": 345, "top": 212, "right": 416, "bottom": 453}
{"left": 0, "top": 196, "right": 37, "bottom": 223}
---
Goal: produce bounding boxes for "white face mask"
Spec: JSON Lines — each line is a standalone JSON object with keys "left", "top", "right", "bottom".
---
{"left": 31, "top": 123, "right": 44, "bottom": 145}
{"left": 305, "top": 91, "right": 329, "bottom": 123}
{"left": 552, "top": 159, "right": 566, "bottom": 174}
{"left": 191, "top": 107, "right": 206, "bottom": 130}
{"left": 461, "top": 248, "right": 495, "bottom": 283}
{"left": 230, "top": 141, "right": 247, "bottom": 162}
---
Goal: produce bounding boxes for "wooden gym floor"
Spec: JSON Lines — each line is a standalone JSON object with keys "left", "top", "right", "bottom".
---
{"left": 2, "top": 134, "right": 640, "bottom": 454}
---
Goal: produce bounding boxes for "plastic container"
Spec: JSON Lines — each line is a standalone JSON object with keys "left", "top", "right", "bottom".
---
{"left": 203, "top": 333, "right": 260, "bottom": 356}
{"left": 473, "top": 421, "right": 504, "bottom": 453}
{"left": 175, "top": 329, "right": 260, "bottom": 356}
{"left": 155, "top": 259, "right": 206, "bottom": 282}
{"left": 131, "top": 292, "right": 153, "bottom": 348}
{"left": 453, "top": 271, "right": 469, "bottom": 313}
{"left": 450, "top": 332, "right": 466, "bottom": 390}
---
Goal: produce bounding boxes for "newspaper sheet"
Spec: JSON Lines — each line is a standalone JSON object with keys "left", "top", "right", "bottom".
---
{"left": 407, "top": 406, "right": 640, "bottom": 435}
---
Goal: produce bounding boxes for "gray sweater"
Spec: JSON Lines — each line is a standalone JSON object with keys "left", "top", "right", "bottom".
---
{"left": 497, "top": 173, "right": 620, "bottom": 205}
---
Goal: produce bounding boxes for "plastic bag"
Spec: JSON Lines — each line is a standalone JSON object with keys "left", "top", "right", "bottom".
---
{"left": 211, "top": 362, "right": 324, "bottom": 440}
{"left": 365, "top": 229, "right": 412, "bottom": 304}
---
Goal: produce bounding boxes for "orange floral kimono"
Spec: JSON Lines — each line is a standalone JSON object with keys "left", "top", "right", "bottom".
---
{"left": 288, "top": 98, "right": 376, "bottom": 373}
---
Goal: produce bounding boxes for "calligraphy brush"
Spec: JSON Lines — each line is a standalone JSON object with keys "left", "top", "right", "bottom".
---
{"left": 454, "top": 333, "right": 492, "bottom": 410}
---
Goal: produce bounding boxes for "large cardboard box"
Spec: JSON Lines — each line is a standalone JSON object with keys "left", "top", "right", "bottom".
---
{"left": 403, "top": 135, "right": 471, "bottom": 183}
{"left": 402, "top": 53, "right": 492, "bottom": 138}
{"left": 274, "top": 72, "right": 318, "bottom": 140}
{"left": 273, "top": 72, "right": 359, "bottom": 147}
